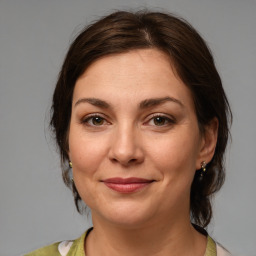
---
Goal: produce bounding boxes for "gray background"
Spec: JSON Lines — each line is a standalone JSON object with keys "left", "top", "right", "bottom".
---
{"left": 0, "top": 0, "right": 255, "bottom": 255}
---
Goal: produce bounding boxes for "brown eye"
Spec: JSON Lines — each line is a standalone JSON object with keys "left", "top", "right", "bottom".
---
{"left": 153, "top": 116, "right": 169, "bottom": 126}
{"left": 82, "top": 115, "right": 107, "bottom": 126}
{"left": 92, "top": 116, "right": 104, "bottom": 126}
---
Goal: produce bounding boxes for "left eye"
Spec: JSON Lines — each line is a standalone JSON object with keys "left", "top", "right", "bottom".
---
{"left": 148, "top": 115, "right": 174, "bottom": 126}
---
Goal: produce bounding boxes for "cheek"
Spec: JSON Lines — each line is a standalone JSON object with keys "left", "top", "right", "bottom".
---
{"left": 68, "top": 130, "right": 109, "bottom": 205}
{"left": 68, "top": 128, "right": 108, "bottom": 178}
{"left": 148, "top": 132, "right": 200, "bottom": 180}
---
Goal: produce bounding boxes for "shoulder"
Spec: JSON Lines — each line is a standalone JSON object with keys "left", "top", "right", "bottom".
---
{"left": 24, "top": 241, "right": 61, "bottom": 256}
{"left": 216, "top": 243, "right": 232, "bottom": 256}
{"left": 207, "top": 235, "right": 232, "bottom": 256}
{"left": 24, "top": 240, "right": 75, "bottom": 256}
{"left": 23, "top": 231, "right": 88, "bottom": 256}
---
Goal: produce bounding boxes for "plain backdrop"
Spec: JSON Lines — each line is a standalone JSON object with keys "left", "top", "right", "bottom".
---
{"left": 0, "top": 0, "right": 255, "bottom": 255}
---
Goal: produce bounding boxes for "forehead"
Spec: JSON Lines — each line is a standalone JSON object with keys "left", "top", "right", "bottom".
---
{"left": 73, "top": 49, "right": 194, "bottom": 110}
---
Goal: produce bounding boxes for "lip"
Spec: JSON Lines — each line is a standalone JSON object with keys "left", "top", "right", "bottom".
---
{"left": 102, "top": 177, "right": 154, "bottom": 193}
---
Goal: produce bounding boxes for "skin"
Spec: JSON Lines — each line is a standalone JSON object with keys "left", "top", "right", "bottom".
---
{"left": 68, "top": 49, "right": 218, "bottom": 256}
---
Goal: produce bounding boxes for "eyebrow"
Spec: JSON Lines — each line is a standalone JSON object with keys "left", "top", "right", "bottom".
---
{"left": 74, "top": 96, "right": 184, "bottom": 109}
{"left": 74, "top": 98, "right": 110, "bottom": 108}
{"left": 139, "top": 96, "right": 184, "bottom": 109}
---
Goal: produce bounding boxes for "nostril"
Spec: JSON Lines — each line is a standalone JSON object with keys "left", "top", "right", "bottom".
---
{"left": 128, "top": 159, "right": 137, "bottom": 163}
{"left": 111, "top": 158, "right": 119, "bottom": 163}
{"left": 110, "top": 157, "right": 140, "bottom": 166}
{"left": 108, "top": 139, "right": 144, "bottom": 165}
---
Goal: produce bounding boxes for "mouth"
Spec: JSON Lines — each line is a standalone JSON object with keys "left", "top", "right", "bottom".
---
{"left": 101, "top": 177, "right": 155, "bottom": 193}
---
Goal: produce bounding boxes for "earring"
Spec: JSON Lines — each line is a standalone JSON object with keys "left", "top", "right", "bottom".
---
{"left": 69, "top": 161, "right": 74, "bottom": 183}
{"left": 200, "top": 161, "right": 207, "bottom": 177}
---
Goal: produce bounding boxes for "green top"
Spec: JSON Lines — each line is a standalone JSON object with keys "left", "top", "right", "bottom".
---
{"left": 25, "top": 230, "right": 217, "bottom": 256}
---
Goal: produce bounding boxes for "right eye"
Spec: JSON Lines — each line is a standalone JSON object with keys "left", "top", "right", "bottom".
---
{"left": 82, "top": 115, "right": 108, "bottom": 126}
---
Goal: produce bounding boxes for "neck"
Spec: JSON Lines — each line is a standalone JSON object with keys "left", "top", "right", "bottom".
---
{"left": 85, "top": 214, "right": 207, "bottom": 256}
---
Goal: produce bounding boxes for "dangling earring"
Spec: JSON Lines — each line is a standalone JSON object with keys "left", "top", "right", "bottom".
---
{"left": 200, "top": 161, "right": 207, "bottom": 177}
{"left": 69, "top": 161, "right": 74, "bottom": 183}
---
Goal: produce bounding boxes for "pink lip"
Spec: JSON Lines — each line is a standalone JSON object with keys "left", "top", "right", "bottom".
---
{"left": 102, "top": 177, "right": 154, "bottom": 193}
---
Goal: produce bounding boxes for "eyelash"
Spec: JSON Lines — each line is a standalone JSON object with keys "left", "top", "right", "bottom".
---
{"left": 81, "top": 114, "right": 109, "bottom": 126}
{"left": 145, "top": 114, "right": 176, "bottom": 127}
{"left": 81, "top": 113, "right": 175, "bottom": 127}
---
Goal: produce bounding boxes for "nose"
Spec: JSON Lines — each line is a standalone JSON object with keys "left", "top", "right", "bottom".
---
{"left": 108, "top": 124, "right": 144, "bottom": 166}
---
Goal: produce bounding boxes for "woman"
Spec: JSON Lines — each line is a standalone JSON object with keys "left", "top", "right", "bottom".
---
{"left": 26, "top": 10, "right": 232, "bottom": 256}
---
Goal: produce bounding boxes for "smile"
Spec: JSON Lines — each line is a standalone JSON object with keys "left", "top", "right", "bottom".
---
{"left": 102, "top": 177, "right": 154, "bottom": 193}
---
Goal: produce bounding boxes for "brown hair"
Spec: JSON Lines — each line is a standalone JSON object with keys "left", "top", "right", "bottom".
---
{"left": 50, "top": 10, "right": 232, "bottom": 228}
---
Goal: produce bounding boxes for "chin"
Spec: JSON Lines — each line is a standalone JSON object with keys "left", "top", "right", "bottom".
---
{"left": 92, "top": 201, "right": 156, "bottom": 228}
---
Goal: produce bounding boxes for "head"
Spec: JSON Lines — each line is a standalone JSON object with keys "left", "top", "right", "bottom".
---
{"left": 50, "top": 10, "right": 232, "bottom": 228}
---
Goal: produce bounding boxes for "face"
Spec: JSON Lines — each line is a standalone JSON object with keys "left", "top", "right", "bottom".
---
{"left": 69, "top": 49, "right": 206, "bottom": 228}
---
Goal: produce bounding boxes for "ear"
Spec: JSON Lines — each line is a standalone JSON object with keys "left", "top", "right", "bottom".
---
{"left": 196, "top": 117, "right": 219, "bottom": 170}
